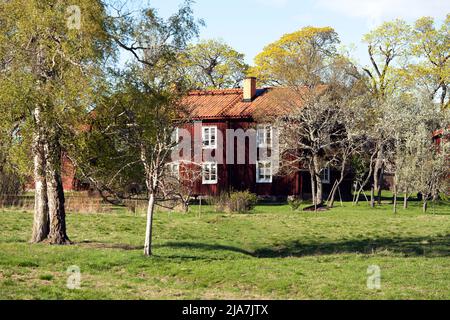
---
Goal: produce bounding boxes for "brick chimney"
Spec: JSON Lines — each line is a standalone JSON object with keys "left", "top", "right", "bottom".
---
{"left": 243, "top": 77, "right": 257, "bottom": 102}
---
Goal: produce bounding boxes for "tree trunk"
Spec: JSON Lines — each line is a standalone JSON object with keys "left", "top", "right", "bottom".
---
{"left": 312, "top": 155, "right": 323, "bottom": 206}
{"left": 45, "top": 138, "right": 70, "bottom": 245}
{"left": 373, "top": 148, "right": 383, "bottom": 206}
{"left": 144, "top": 192, "right": 156, "bottom": 256}
{"left": 316, "top": 177, "right": 323, "bottom": 206}
{"left": 392, "top": 180, "right": 397, "bottom": 214}
{"left": 182, "top": 201, "right": 189, "bottom": 213}
{"left": 422, "top": 200, "right": 428, "bottom": 213}
{"left": 328, "top": 157, "right": 347, "bottom": 208}
{"left": 370, "top": 186, "right": 375, "bottom": 208}
{"left": 354, "top": 151, "right": 376, "bottom": 205}
{"left": 31, "top": 124, "right": 49, "bottom": 243}
{"left": 403, "top": 191, "right": 408, "bottom": 209}
{"left": 310, "top": 168, "right": 316, "bottom": 207}
{"left": 377, "top": 168, "right": 384, "bottom": 205}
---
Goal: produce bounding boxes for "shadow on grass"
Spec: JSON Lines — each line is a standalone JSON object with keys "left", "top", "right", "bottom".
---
{"left": 75, "top": 234, "right": 449, "bottom": 258}
{"left": 155, "top": 242, "right": 254, "bottom": 256}
{"left": 78, "top": 240, "right": 143, "bottom": 251}
{"left": 158, "top": 234, "right": 450, "bottom": 258}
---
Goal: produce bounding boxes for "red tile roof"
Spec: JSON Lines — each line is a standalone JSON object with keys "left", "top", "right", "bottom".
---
{"left": 182, "top": 87, "right": 305, "bottom": 120}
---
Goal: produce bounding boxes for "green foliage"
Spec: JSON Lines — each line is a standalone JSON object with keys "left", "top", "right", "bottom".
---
{"left": 72, "top": 1, "right": 202, "bottom": 202}
{"left": 0, "top": 0, "right": 112, "bottom": 176}
{"left": 180, "top": 39, "right": 249, "bottom": 89}
{"left": 362, "top": 19, "right": 411, "bottom": 99}
{"left": 227, "top": 191, "right": 258, "bottom": 214}
{"left": 248, "top": 26, "right": 340, "bottom": 86}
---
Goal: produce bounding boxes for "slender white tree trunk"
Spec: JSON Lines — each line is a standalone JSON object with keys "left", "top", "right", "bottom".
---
{"left": 31, "top": 106, "right": 49, "bottom": 243}
{"left": 392, "top": 177, "right": 397, "bottom": 214}
{"left": 373, "top": 148, "right": 383, "bottom": 206}
{"left": 422, "top": 200, "right": 428, "bottom": 213}
{"left": 312, "top": 155, "right": 323, "bottom": 206}
{"left": 31, "top": 119, "right": 49, "bottom": 243}
{"left": 144, "top": 192, "right": 156, "bottom": 256}
{"left": 310, "top": 168, "right": 316, "bottom": 207}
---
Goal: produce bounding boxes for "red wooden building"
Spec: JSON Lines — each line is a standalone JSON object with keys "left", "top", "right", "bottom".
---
{"left": 33, "top": 78, "right": 353, "bottom": 200}
{"left": 171, "top": 78, "right": 352, "bottom": 200}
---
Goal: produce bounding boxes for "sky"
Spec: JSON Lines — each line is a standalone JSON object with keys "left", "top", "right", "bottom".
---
{"left": 123, "top": 0, "right": 449, "bottom": 67}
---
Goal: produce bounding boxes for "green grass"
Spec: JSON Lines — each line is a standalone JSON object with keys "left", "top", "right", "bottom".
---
{"left": 0, "top": 199, "right": 449, "bottom": 300}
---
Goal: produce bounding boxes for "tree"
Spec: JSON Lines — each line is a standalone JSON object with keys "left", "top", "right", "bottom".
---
{"left": 159, "top": 161, "right": 203, "bottom": 213}
{"left": 251, "top": 27, "right": 366, "bottom": 207}
{"left": 362, "top": 20, "right": 410, "bottom": 207}
{"left": 249, "top": 26, "right": 340, "bottom": 86}
{"left": 180, "top": 39, "right": 248, "bottom": 89}
{"left": 0, "top": 0, "right": 111, "bottom": 244}
{"left": 274, "top": 87, "right": 348, "bottom": 207}
{"left": 73, "top": 1, "right": 202, "bottom": 256}
{"left": 362, "top": 19, "right": 410, "bottom": 99}
{"left": 408, "top": 15, "right": 450, "bottom": 108}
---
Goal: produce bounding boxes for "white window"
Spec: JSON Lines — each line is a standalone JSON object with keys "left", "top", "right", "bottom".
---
{"left": 171, "top": 127, "right": 179, "bottom": 146}
{"left": 256, "top": 161, "right": 272, "bottom": 183}
{"left": 167, "top": 162, "right": 180, "bottom": 179}
{"left": 257, "top": 125, "right": 272, "bottom": 148}
{"left": 202, "top": 126, "right": 217, "bottom": 149}
{"left": 321, "top": 166, "right": 330, "bottom": 184}
{"left": 202, "top": 162, "right": 218, "bottom": 184}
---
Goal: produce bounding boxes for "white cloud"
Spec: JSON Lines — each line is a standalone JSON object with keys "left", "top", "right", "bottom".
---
{"left": 317, "top": 0, "right": 449, "bottom": 27}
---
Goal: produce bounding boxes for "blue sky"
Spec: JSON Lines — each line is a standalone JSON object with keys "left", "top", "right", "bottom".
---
{"left": 124, "top": 0, "right": 449, "bottom": 67}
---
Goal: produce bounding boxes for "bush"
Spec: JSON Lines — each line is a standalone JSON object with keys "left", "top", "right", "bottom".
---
{"left": 210, "top": 192, "right": 229, "bottom": 212}
{"left": 227, "top": 191, "right": 258, "bottom": 213}
{"left": 288, "top": 196, "right": 303, "bottom": 211}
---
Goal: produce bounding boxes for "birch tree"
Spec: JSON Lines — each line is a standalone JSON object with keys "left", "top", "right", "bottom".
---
{"left": 73, "top": 1, "right": 201, "bottom": 256}
{"left": 0, "top": 0, "right": 110, "bottom": 244}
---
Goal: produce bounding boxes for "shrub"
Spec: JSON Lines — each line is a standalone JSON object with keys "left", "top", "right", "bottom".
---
{"left": 210, "top": 192, "right": 229, "bottom": 212}
{"left": 227, "top": 191, "right": 258, "bottom": 213}
{"left": 288, "top": 196, "right": 303, "bottom": 211}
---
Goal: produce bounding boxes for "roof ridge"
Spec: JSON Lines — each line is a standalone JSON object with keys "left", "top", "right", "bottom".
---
{"left": 188, "top": 88, "right": 243, "bottom": 96}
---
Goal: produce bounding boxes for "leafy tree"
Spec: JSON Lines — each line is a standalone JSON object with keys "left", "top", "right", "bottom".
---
{"left": 73, "top": 1, "right": 202, "bottom": 256}
{"left": 251, "top": 27, "right": 367, "bottom": 208}
{"left": 249, "top": 26, "right": 340, "bottom": 87}
{"left": 361, "top": 19, "right": 411, "bottom": 207}
{"left": 362, "top": 19, "right": 410, "bottom": 100}
{"left": 180, "top": 39, "right": 248, "bottom": 89}
{"left": 408, "top": 15, "right": 450, "bottom": 108}
{"left": 0, "top": 0, "right": 111, "bottom": 243}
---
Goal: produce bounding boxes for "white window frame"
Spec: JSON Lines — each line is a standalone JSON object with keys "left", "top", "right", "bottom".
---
{"left": 321, "top": 166, "right": 331, "bottom": 184}
{"left": 256, "top": 160, "right": 272, "bottom": 183}
{"left": 202, "top": 126, "right": 217, "bottom": 149}
{"left": 202, "top": 162, "right": 218, "bottom": 185}
{"left": 257, "top": 124, "right": 273, "bottom": 148}
{"left": 167, "top": 162, "right": 180, "bottom": 179}
{"left": 171, "top": 127, "right": 179, "bottom": 145}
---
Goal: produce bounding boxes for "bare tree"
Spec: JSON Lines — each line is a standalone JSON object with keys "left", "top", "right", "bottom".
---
{"left": 159, "top": 161, "right": 203, "bottom": 213}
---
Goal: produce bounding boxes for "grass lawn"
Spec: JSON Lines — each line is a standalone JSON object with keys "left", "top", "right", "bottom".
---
{"left": 0, "top": 200, "right": 449, "bottom": 300}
